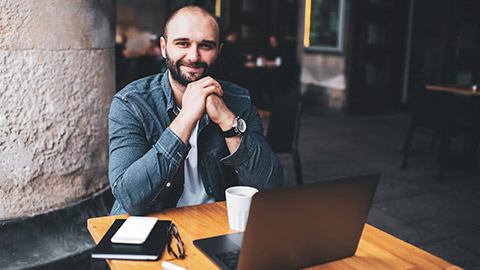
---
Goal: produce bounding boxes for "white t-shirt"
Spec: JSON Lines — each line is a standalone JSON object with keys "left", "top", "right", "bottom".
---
{"left": 176, "top": 120, "right": 215, "bottom": 207}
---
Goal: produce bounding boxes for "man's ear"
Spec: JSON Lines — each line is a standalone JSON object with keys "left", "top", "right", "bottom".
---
{"left": 160, "top": 37, "right": 167, "bottom": 58}
{"left": 218, "top": 43, "right": 224, "bottom": 56}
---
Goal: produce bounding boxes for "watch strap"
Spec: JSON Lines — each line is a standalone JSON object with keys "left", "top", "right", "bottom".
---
{"left": 221, "top": 116, "right": 242, "bottom": 138}
{"left": 221, "top": 127, "right": 238, "bottom": 138}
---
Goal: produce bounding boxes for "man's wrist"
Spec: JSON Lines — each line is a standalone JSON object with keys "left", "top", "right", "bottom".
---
{"left": 169, "top": 111, "right": 197, "bottom": 145}
{"left": 219, "top": 114, "right": 236, "bottom": 132}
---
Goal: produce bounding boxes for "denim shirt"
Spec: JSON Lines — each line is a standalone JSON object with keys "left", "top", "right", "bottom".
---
{"left": 108, "top": 72, "right": 284, "bottom": 215}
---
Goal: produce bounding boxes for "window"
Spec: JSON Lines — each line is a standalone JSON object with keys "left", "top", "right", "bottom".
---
{"left": 303, "top": 0, "right": 346, "bottom": 53}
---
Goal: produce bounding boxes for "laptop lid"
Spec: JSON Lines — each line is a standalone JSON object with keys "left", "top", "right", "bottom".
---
{"left": 195, "top": 173, "right": 380, "bottom": 270}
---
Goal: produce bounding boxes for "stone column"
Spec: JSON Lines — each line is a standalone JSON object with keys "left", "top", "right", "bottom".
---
{"left": 0, "top": 0, "right": 115, "bottom": 220}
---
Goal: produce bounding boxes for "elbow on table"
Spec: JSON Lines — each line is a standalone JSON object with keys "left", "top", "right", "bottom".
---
{"left": 250, "top": 165, "right": 284, "bottom": 191}
{"left": 266, "top": 167, "right": 284, "bottom": 190}
{"left": 124, "top": 205, "right": 149, "bottom": 216}
{"left": 117, "top": 199, "right": 150, "bottom": 216}
{"left": 261, "top": 157, "right": 284, "bottom": 189}
{"left": 112, "top": 185, "right": 150, "bottom": 216}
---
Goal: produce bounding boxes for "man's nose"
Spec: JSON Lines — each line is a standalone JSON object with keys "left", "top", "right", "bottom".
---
{"left": 185, "top": 44, "right": 200, "bottom": 62}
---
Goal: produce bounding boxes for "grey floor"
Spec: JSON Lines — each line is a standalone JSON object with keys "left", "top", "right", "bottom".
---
{"left": 267, "top": 110, "right": 480, "bottom": 269}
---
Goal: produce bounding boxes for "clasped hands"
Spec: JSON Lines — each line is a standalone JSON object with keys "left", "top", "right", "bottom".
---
{"left": 171, "top": 76, "right": 236, "bottom": 145}
{"left": 181, "top": 76, "right": 236, "bottom": 131}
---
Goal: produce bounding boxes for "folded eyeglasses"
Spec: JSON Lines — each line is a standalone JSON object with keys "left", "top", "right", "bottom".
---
{"left": 167, "top": 223, "right": 185, "bottom": 259}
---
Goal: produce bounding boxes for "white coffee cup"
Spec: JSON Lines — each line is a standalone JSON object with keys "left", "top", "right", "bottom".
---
{"left": 225, "top": 186, "right": 259, "bottom": 231}
{"left": 256, "top": 57, "right": 264, "bottom": 67}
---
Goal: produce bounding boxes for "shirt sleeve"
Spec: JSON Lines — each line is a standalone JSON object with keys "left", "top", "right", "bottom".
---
{"left": 220, "top": 102, "right": 284, "bottom": 190}
{"left": 108, "top": 97, "right": 189, "bottom": 215}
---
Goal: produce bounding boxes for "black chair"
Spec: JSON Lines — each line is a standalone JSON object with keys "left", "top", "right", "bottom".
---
{"left": 402, "top": 90, "right": 479, "bottom": 181}
{"left": 267, "top": 93, "right": 303, "bottom": 185}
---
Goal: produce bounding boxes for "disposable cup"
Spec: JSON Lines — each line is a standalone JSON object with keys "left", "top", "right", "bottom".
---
{"left": 225, "top": 186, "right": 259, "bottom": 231}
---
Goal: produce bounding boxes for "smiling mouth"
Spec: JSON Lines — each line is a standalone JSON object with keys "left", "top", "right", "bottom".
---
{"left": 181, "top": 65, "right": 203, "bottom": 73}
{"left": 178, "top": 60, "right": 207, "bottom": 72}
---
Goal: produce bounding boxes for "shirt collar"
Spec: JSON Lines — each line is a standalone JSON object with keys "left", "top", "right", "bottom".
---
{"left": 160, "top": 70, "right": 176, "bottom": 113}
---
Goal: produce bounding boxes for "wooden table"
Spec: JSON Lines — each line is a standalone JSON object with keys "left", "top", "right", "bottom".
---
{"left": 88, "top": 202, "right": 460, "bottom": 270}
{"left": 426, "top": 84, "right": 480, "bottom": 96}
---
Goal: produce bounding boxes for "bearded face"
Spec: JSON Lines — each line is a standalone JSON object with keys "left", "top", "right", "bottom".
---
{"left": 165, "top": 47, "right": 214, "bottom": 86}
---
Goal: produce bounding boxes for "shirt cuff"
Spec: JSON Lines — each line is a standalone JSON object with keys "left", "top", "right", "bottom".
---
{"left": 154, "top": 127, "right": 190, "bottom": 167}
{"left": 220, "top": 134, "right": 251, "bottom": 166}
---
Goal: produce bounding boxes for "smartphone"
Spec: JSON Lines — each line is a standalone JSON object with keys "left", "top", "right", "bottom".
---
{"left": 111, "top": 216, "right": 158, "bottom": 244}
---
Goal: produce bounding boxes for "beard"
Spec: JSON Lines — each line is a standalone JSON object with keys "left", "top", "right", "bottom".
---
{"left": 165, "top": 49, "right": 212, "bottom": 86}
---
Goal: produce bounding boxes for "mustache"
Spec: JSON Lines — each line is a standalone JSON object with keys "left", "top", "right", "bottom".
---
{"left": 176, "top": 60, "right": 208, "bottom": 70}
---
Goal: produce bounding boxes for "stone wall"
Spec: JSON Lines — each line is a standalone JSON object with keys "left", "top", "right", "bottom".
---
{"left": 0, "top": 0, "right": 115, "bottom": 220}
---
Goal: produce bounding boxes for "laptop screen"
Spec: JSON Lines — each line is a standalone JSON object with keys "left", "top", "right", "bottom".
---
{"left": 194, "top": 174, "right": 380, "bottom": 270}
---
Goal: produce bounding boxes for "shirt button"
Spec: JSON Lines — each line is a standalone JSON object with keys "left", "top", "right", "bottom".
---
{"left": 166, "top": 182, "right": 171, "bottom": 188}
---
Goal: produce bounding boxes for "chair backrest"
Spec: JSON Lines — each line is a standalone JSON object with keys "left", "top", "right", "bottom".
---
{"left": 267, "top": 93, "right": 303, "bottom": 153}
{"left": 412, "top": 89, "right": 479, "bottom": 129}
{"left": 410, "top": 90, "right": 450, "bottom": 128}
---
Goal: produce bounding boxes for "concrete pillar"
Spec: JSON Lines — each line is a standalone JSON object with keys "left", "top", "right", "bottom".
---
{"left": 0, "top": 0, "right": 115, "bottom": 220}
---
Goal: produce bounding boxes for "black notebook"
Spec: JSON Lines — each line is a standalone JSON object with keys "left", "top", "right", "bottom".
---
{"left": 91, "top": 219, "right": 172, "bottom": 260}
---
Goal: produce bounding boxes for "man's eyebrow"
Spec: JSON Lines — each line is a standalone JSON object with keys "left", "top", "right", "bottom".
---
{"left": 171, "top": 38, "right": 217, "bottom": 47}
{"left": 201, "top": 39, "right": 217, "bottom": 46}
{"left": 172, "top": 37, "right": 190, "bottom": 42}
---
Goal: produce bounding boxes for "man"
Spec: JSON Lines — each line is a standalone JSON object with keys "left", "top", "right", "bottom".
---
{"left": 108, "top": 6, "right": 284, "bottom": 215}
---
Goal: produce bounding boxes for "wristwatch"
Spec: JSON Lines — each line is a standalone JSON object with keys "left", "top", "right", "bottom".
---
{"left": 221, "top": 116, "right": 247, "bottom": 137}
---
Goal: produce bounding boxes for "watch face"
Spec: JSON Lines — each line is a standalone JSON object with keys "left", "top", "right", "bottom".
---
{"left": 237, "top": 118, "right": 247, "bottom": 133}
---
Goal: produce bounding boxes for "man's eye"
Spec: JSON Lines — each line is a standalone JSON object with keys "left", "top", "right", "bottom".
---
{"left": 200, "top": 44, "right": 214, "bottom": 49}
{"left": 176, "top": 42, "right": 189, "bottom": 47}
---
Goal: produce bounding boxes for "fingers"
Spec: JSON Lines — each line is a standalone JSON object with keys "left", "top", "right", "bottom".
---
{"left": 193, "top": 76, "right": 223, "bottom": 97}
{"left": 205, "top": 94, "right": 235, "bottom": 128}
{"left": 181, "top": 77, "right": 224, "bottom": 122}
{"left": 206, "top": 93, "right": 223, "bottom": 106}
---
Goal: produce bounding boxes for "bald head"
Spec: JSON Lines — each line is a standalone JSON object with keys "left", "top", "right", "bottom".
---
{"left": 160, "top": 5, "right": 223, "bottom": 87}
{"left": 164, "top": 5, "right": 220, "bottom": 41}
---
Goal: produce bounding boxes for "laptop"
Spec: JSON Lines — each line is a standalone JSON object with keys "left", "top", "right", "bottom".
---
{"left": 193, "top": 174, "right": 380, "bottom": 270}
